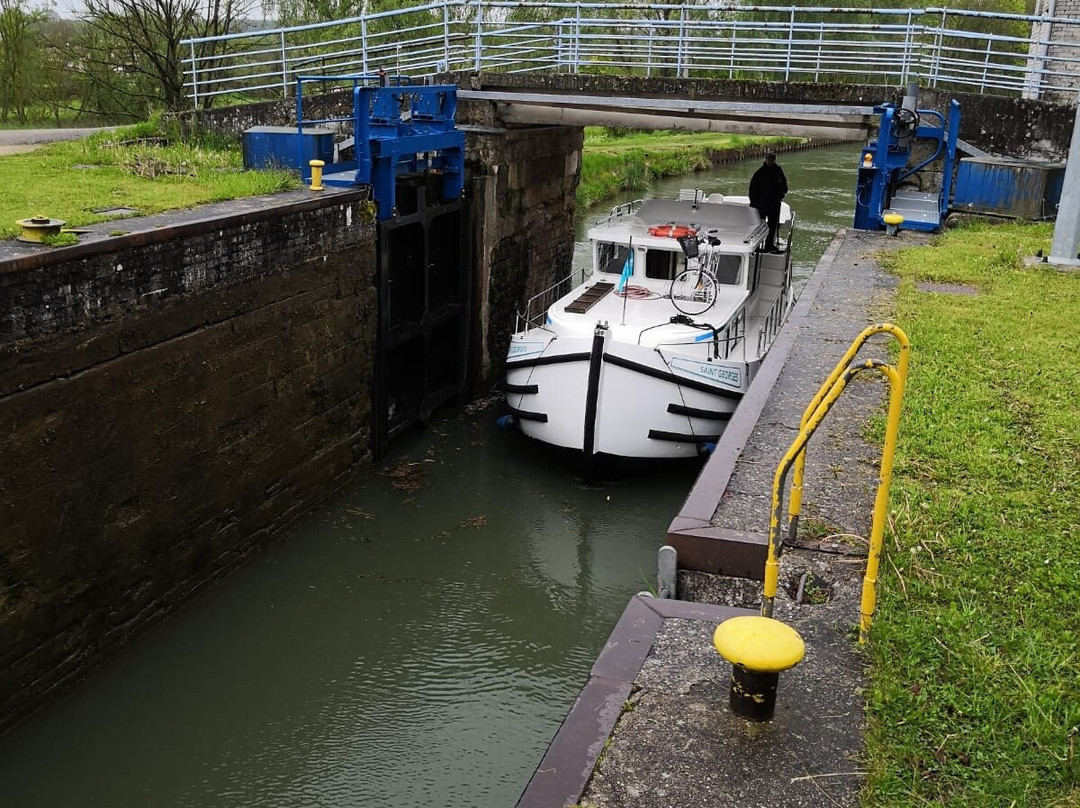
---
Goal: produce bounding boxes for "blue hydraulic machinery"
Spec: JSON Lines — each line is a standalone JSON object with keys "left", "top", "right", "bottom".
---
{"left": 853, "top": 100, "right": 960, "bottom": 233}
{"left": 296, "top": 75, "right": 465, "bottom": 220}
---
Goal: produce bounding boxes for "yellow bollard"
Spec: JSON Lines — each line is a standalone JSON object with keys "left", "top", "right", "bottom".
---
{"left": 309, "top": 160, "right": 325, "bottom": 192}
{"left": 883, "top": 211, "right": 904, "bottom": 236}
{"left": 714, "top": 616, "right": 805, "bottom": 721}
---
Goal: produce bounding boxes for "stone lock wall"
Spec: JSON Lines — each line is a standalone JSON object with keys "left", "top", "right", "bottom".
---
{"left": 462, "top": 120, "right": 583, "bottom": 381}
{"left": 0, "top": 191, "right": 377, "bottom": 729}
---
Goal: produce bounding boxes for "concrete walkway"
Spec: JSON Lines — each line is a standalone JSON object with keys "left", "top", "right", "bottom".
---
{"left": 517, "top": 227, "right": 933, "bottom": 808}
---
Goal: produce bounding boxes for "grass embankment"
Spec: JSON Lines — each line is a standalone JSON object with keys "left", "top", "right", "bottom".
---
{"left": 0, "top": 119, "right": 298, "bottom": 240}
{"left": 577, "top": 128, "right": 798, "bottom": 209}
{"left": 868, "top": 221, "right": 1080, "bottom": 805}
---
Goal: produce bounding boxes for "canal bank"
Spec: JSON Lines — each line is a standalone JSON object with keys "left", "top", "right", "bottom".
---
{"left": 576, "top": 133, "right": 855, "bottom": 211}
{"left": 520, "top": 227, "right": 931, "bottom": 808}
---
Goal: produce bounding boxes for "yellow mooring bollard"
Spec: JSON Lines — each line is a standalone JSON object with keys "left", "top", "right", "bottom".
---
{"left": 883, "top": 211, "right": 904, "bottom": 236}
{"left": 309, "top": 160, "right": 325, "bottom": 192}
{"left": 713, "top": 616, "right": 805, "bottom": 721}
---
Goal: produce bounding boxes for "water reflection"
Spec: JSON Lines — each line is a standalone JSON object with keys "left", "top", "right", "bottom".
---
{"left": 0, "top": 412, "right": 703, "bottom": 808}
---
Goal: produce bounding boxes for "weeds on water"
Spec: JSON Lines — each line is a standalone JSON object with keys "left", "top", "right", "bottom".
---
{"left": 867, "top": 220, "right": 1080, "bottom": 805}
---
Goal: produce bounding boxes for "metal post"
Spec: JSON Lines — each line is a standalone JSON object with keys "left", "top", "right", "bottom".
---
{"left": 932, "top": 10, "right": 945, "bottom": 87}
{"left": 785, "top": 8, "right": 794, "bottom": 81}
{"left": 814, "top": 20, "right": 822, "bottom": 82}
{"left": 474, "top": 1, "right": 483, "bottom": 72}
{"left": 647, "top": 25, "right": 653, "bottom": 77}
{"left": 573, "top": 3, "right": 581, "bottom": 75}
{"left": 859, "top": 362, "right": 904, "bottom": 644}
{"left": 677, "top": 7, "right": 686, "bottom": 77}
{"left": 556, "top": 21, "right": 563, "bottom": 73}
{"left": 362, "top": 18, "right": 369, "bottom": 75}
{"left": 190, "top": 41, "right": 199, "bottom": 109}
{"left": 900, "top": 10, "right": 913, "bottom": 87}
{"left": 657, "top": 545, "right": 677, "bottom": 599}
{"left": 729, "top": 21, "right": 735, "bottom": 79}
{"left": 443, "top": 3, "right": 451, "bottom": 71}
{"left": 981, "top": 38, "right": 992, "bottom": 93}
{"left": 281, "top": 31, "right": 288, "bottom": 99}
{"left": 1049, "top": 94, "right": 1080, "bottom": 265}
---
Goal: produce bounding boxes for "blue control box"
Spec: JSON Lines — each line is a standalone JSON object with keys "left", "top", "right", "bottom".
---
{"left": 242, "top": 126, "right": 334, "bottom": 174}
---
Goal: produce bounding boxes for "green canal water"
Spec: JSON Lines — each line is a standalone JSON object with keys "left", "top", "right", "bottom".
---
{"left": 0, "top": 143, "right": 860, "bottom": 807}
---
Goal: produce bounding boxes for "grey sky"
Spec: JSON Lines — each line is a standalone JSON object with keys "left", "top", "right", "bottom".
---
{"left": 50, "top": 0, "right": 84, "bottom": 18}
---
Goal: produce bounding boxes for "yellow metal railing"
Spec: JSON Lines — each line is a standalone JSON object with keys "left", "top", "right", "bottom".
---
{"left": 787, "top": 323, "right": 911, "bottom": 544}
{"left": 761, "top": 324, "right": 910, "bottom": 644}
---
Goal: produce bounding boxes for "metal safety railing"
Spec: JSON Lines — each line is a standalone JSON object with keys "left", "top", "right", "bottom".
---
{"left": 181, "top": 2, "right": 1080, "bottom": 109}
{"left": 760, "top": 323, "right": 910, "bottom": 644}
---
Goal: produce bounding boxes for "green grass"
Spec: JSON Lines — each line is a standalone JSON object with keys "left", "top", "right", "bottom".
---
{"left": 578, "top": 128, "right": 798, "bottom": 209}
{"left": 0, "top": 120, "right": 298, "bottom": 240}
{"left": 867, "top": 220, "right": 1080, "bottom": 806}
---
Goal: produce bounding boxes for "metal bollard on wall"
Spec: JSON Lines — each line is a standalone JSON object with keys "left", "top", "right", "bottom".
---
{"left": 883, "top": 211, "right": 904, "bottom": 236}
{"left": 657, "top": 545, "right": 677, "bottom": 599}
{"left": 713, "top": 615, "right": 805, "bottom": 721}
{"left": 309, "top": 160, "right": 325, "bottom": 192}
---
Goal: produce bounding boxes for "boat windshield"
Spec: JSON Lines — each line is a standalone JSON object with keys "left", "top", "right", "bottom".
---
{"left": 597, "top": 242, "right": 632, "bottom": 276}
{"left": 644, "top": 249, "right": 687, "bottom": 281}
{"left": 708, "top": 253, "right": 743, "bottom": 285}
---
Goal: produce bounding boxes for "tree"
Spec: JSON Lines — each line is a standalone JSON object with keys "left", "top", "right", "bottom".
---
{"left": 0, "top": 0, "right": 47, "bottom": 122}
{"left": 80, "top": 0, "right": 258, "bottom": 115}
{"left": 32, "top": 17, "right": 84, "bottom": 124}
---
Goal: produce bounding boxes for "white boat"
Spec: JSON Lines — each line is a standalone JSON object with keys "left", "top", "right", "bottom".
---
{"left": 502, "top": 190, "right": 796, "bottom": 460}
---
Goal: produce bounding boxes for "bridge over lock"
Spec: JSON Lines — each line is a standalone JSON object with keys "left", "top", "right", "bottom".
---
{"left": 183, "top": 2, "right": 1080, "bottom": 255}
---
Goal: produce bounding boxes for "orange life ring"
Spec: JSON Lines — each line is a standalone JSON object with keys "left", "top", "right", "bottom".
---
{"left": 648, "top": 224, "right": 697, "bottom": 239}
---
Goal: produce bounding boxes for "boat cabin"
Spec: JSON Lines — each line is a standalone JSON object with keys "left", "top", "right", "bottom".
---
{"left": 587, "top": 196, "right": 771, "bottom": 294}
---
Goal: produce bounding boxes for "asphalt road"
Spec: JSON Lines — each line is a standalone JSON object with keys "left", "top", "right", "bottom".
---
{"left": 0, "top": 127, "right": 116, "bottom": 155}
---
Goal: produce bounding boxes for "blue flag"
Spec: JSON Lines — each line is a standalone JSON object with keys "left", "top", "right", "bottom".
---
{"left": 618, "top": 246, "right": 633, "bottom": 293}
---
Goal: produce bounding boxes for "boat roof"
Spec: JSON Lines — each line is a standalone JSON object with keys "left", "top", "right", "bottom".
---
{"left": 587, "top": 196, "right": 770, "bottom": 249}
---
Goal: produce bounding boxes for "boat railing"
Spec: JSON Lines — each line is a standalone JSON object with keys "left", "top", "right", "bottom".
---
{"left": 515, "top": 271, "right": 576, "bottom": 333}
{"left": 713, "top": 306, "right": 746, "bottom": 361}
{"left": 756, "top": 286, "right": 790, "bottom": 356}
{"left": 595, "top": 199, "right": 644, "bottom": 228}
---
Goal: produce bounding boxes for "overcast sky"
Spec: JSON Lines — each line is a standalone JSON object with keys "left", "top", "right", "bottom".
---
{"left": 51, "top": 0, "right": 84, "bottom": 18}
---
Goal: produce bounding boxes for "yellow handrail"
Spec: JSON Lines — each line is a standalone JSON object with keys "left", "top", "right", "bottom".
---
{"left": 787, "top": 323, "right": 910, "bottom": 544}
{"left": 761, "top": 324, "right": 909, "bottom": 644}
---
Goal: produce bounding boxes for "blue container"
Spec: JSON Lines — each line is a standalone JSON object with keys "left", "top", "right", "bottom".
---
{"left": 242, "top": 126, "right": 334, "bottom": 177}
{"left": 952, "top": 157, "right": 1065, "bottom": 220}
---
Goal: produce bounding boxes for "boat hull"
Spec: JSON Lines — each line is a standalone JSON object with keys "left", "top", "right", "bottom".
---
{"left": 505, "top": 327, "right": 749, "bottom": 459}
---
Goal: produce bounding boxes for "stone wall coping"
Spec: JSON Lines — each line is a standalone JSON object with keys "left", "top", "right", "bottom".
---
{"left": 0, "top": 188, "right": 369, "bottom": 278}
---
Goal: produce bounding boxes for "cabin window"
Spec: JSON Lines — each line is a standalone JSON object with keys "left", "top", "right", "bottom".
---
{"left": 710, "top": 254, "right": 743, "bottom": 285}
{"left": 644, "top": 249, "right": 686, "bottom": 281}
{"left": 597, "top": 242, "right": 631, "bottom": 275}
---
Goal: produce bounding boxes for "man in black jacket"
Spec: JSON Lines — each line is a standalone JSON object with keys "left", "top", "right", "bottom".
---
{"left": 749, "top": 151, "right": 788, "bottom": 253}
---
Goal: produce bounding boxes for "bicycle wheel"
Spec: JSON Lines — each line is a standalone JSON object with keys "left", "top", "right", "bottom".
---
{"left": 670, "top": 269, "right": 718, "bottom": 315}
